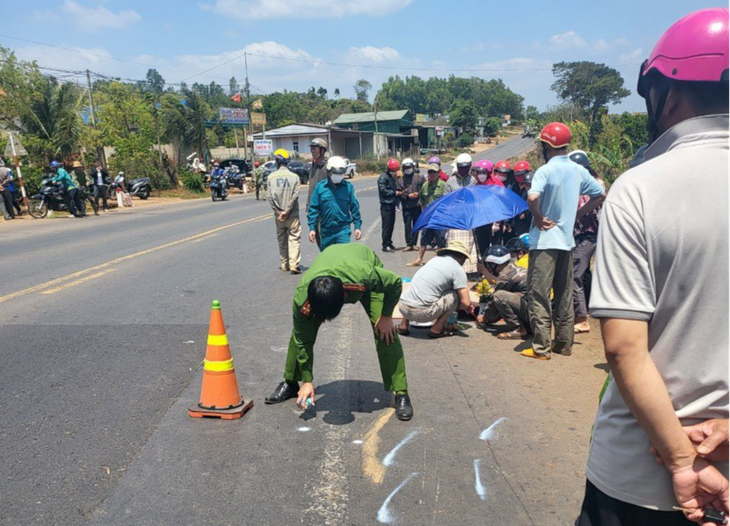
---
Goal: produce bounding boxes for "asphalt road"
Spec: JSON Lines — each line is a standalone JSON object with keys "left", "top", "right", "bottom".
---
{"left": 0, "top": 137, "right": 607, "bottom": 526}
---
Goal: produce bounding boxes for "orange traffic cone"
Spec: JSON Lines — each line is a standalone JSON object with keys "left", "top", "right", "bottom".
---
{"left": 188, "top": 300, "right": 253, "bottom": 420}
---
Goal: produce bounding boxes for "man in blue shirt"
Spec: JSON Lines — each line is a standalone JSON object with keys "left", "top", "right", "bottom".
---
{"left": 522, "top": 123, "right": 605, "bottom": 360}
{"left": 307, "top": 156, "right": 362, "bottom": 251}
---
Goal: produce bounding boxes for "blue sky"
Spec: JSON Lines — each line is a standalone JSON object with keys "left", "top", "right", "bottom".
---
{"left": 2, "top": 0, "right": 722, "bottom": 113}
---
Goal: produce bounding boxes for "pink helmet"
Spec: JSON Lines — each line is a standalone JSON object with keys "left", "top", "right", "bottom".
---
{"left": 428, "top": 156, "right": 441, "bottom": 165}
{"left": 474, "top": 159, "right": 493, "bottom": 173}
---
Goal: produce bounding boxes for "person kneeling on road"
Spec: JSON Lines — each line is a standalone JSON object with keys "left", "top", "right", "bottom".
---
{"left": 307, "top": 156, "right": 362, "bottom": 252}
{"left": 476, "top": 245, "right": 529, "bottom": 340}
{"left": 397, "top": 240, "right": 475, "bottom": 339}
{"left": 265, "top": 243, "right": 413, "bottom": 421}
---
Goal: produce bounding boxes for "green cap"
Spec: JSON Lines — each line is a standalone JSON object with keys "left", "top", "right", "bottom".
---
{"left": 211, "top": 300, "right": 221, "bottom": 310}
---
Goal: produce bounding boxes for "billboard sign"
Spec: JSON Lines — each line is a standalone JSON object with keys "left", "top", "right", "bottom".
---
{"left": 219, "top": 107, "right": 249, "bottom": 125}
{"left": 254, "top": 139, "right": 273, "bottom": 156}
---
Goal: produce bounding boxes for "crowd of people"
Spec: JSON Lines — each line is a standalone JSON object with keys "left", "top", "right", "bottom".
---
{"left": 262, "top": 7, "right": 729, "bottom": 525}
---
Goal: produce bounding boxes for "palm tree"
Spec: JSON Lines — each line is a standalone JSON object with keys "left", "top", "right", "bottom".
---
{"left": 21, "top": 79, "right": 83, "bottom": 161}
{"left": 161, "top": 89, "right": 211, "bottom": 164}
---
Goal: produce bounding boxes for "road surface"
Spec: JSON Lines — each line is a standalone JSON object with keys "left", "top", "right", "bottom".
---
{"left": 0, "top": 137, "right": 607, "bottom": 526}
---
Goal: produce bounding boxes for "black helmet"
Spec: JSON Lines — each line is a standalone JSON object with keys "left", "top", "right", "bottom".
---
{"left": 523, "top": 171, "right": 533, "bottom": 184}
{"left": 569, "top": 150, "right": 591, "bottom": 170}
{"left": 483, "top": 245, "right": 511, "bottom": 265}
{"left": 505, "top": 236, "right": 528, "bottom": 254}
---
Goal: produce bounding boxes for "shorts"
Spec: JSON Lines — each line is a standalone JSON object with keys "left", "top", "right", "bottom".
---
{"left": 420, "top": 229, "right": 446, "bottom": 248}
{"left": 399, "top": 291, "right": 459, "bottom": 323}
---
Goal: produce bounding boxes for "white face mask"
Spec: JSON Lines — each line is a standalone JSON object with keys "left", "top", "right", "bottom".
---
{"left": 497, "top": 174, "right": 507, "bottom": 182}
{"left": 330, "top": 174, "right": 344, "bottom": 184}
{"left": 477, "top": 174, "right": 488, "bottom": 183}
{"left": 403, "top": 167, "right": 413, "bottom": 175}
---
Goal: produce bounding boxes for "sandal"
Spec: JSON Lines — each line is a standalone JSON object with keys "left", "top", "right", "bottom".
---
{"left": 406, "top": 260, "right": 424, "bottom": 267}
{"left": 428, "top": 328, "right": 452, "bottom": 339}
{"left": 574, "top": 326, "right": 590, "bottom": 334}
{"left": 497, "top": 330, "right": 527, "bottom": 340}
{"left": 396, "top": 327, "right": 410, "bottom": 336}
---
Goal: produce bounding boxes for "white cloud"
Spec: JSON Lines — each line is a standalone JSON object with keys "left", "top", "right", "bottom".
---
{"left": 346, "top": 46, "right": 400, "bottom": 64}
{"left": 199, "top": 0, "right": 413, "bottom": 20}
{"left": 618, "top": 47, "right": 643, "bottom": 63}
{"left": 60, "top": 1, "right": 142, "bottom": 31}
{"left": 549, "top": 30, "right": 587, "bottom": 49}
{"left": 592, "top": 39, "right": 612, "bottom": 53}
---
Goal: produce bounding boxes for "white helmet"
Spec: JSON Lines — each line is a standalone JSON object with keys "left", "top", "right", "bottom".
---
{"left": 455, "top": 153, "right": 472, "bottom": 168}
{"left": 401, "top": 157, "right": 415, "bottom": 168}
{"left": 326, "top": 156, "right": 347, "bottom": 175}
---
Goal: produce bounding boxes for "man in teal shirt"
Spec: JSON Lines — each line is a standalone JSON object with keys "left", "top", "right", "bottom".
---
{"left": 50, "top": 161, "right": 85, "bottom": 217}
{"left": 265, "top": 243, "right": 413, "bottom": 421}
{"left": 307, "top": 156, "right": 362, "bottom": 251}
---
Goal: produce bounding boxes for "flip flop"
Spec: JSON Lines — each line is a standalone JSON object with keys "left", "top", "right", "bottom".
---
{"left": 520, "top": 348, "right": 551, "bottom": 361}
{"left": 428, "top": 329, "right": 452, "bottom": 339}
{"left": 406, "top": 260, "right": 424, "bottom": 267}
{"left": 574, "top": 326, "right": 590, "bottom": 334}
{"left": 396, "top": 327, "right": 410, "bottom": 336}
{"left": 497, "top": 330, "right": 527, "bottom": 340}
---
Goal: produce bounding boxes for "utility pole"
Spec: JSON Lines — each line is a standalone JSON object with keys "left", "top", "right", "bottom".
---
{"left": 86, "top": 69, "right": 106, "bottom": 168}
{"left": 373, "top": 101, "right": 380, "bottom": 161}
{"left": 244, "top": 53, "right": 253, "bottom": 160}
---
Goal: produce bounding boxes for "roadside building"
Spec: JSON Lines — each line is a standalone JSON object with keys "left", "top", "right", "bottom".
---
{"left": 252, "top": 124, "right": 374, "bottom": 160}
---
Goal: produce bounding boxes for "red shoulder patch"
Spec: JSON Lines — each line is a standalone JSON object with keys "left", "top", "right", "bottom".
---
{"left": 300, "top": 301, "right": 312, "bottom": 316}
{"left": 343, "top": 283, "right": 366, "bottom": 293}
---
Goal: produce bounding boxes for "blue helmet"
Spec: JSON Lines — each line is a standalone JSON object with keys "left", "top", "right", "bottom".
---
{"left": 50, "top": 161, "right": 62, "bottom": 169}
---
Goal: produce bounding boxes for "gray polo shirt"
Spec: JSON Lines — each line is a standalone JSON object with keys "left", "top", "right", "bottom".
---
{"left": 587, "top": 114, "right": 729, "bottom": 510}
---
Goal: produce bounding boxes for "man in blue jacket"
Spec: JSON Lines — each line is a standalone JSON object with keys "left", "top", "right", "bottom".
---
{"left": 307, "top": 156, "right": 362, "bottom": 251}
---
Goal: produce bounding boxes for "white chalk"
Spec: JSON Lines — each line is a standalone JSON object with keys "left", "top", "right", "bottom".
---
{"left": 479, "top": 417, "right": 506, "bottom": 442}
{"left": 352, "top": 440, "right": 363, "bottom": 445}
{"left": 473, "top": 459, "right": 487, "bottom": 501}
{"left": 376, "top": 472, "right": 419, "bottom": 524}
{"left": 297, "top": 427, "right": 311, "bottom": 432}
{"left": 383, "top": 430, "right": 419, "bottom": 467}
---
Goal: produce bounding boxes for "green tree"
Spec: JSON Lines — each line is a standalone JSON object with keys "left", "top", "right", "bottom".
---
{"left": 551, "top": 61, "right": 630, "bottom": 123}
{"left": 229, "top": 76, "right": 239, "bottom": 96}
{"left": 139, "top": 68, "right": 165, "bottom": 95}
{"left": 162, "top": 89, "right": 212, "bottom": 163}
{"left": 483, "top": 116, "right": 501, "bottom": 136}
{"left": 354, "top": 79, "right": 372, "bottom": 102}
{"left": 449, "top": 100, "right": 478, "bottom": 132}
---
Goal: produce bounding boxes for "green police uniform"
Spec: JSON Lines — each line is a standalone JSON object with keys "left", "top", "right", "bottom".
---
{"left": 283, "top": 243, "right": 408, "bottom": 393}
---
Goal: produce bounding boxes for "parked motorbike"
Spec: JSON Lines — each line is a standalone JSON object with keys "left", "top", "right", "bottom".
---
{"left": 225, "top": 166, "right": 245, "bottom": 191}
{"left": 27, "top": 179, "right": 78, "bottom": 218}
{"left": 209, "top": 173, "right": 228, "bottom": 201}
{"left": 115, "top": 171, "right": 151, "bottom": 199}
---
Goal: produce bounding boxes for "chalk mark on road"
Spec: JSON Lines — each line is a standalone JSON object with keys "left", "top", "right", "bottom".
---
{"left": 479, "top": 417, "right": 506, "bottom": 442}
{"left": 382, "top": 430, "right": 419, "bottom": 467}
{"left": 473, "top": 459, "right": 487, "bottom": 501}
{"left": 376, "top": 471, "right": 419, "bottom": 524}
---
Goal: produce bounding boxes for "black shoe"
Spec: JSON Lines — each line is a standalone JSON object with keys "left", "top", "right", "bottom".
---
{"left": 265, "top": 381, "right": 299, "bottom": 404}
{"left": 388, "top": 244, "right": 397, "bottom": 251}
{"left": 394, "top": 394, "right": 413, "bottom": 421}
{"left": 383, "top": 246, "right": 395, "bottom": 253}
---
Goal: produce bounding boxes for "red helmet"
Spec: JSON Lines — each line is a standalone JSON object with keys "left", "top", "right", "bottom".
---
{"left": 494, "top": 160, "right": 511, "bottom": 174}
{"left": 387, "top": 158, "right": 400, "bottom": 172}
{"left": 513, "top": 160, "right": 531, "bottom": 182}
{"left": 539, "top": 122, "right": 572, "bottom": 148}
{"left": 254, "top": 161, "right": 260, "bottom": 167}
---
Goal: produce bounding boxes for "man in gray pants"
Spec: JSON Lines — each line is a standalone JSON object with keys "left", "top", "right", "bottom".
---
{"left": 522, "top": 123, "right": 605, "bottom": 360}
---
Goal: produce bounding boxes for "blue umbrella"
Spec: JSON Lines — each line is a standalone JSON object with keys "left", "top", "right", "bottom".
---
{"left": 413, "top": 185, "right": 528, "bottom": 232}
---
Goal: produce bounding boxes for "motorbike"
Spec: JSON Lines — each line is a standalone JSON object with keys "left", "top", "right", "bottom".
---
{"left": 27, "top": 179, "right": 79, "bottom": 218}
{"left": 209, "top": 173, "right": 228, "bottom": 201}
{"left": 115, "top": 171, "right": 151, "bottom": 199}
{"left": 225, "top": 166, "right": 245, "bottom": 191}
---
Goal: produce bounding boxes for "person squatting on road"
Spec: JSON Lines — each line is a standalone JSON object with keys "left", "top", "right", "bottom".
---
{"left": 267, "top": 148, "right": 302, "bottom": 275}
{"left": 307, "top": 156, "right": 362, "bottom": 252}
{"left": 445, "top": 153, "right": 478, "bottom": 273}
{"left": 568, "top": 150, "right": 605, "bottom": 335}
{"left": 378, "top": 158, "right": 401, "bottom": 252}
{"left": 50, "top": 161, "right": 86, "bottom": 218}
{"left": 476, "top": 245, "right": 529, "bottom": 340}
{"left": 521, "top": 122, "right": 605, "bottom": 361}
{"left": 396, "top": 158, "right": 424, "bottom": 252}
{"left": 397, "top": 240, "right": 475, "bottom": 339}
{"left": 264, "top": 243, "right": 413, "bottom": 421}
{"left": 407, "top": 163, "right": 447, "bottom": 267}
{"left": 576, "top": 8, "right": 729, "bottom": 526}
{"left": 306, "top": 138, "right": 329, "bottom": 247}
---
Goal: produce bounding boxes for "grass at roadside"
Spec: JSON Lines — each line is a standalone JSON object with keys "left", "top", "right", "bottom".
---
{"left": 155, "top": 188, "right": 208, "bottom": 199}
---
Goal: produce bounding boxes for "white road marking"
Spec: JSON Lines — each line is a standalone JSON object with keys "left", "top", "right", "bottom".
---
{"left": 479, "top": 417, "right": 506, "bottom": 442}
{"left": 382, "top": 430, "right": 419, "bottom": 467}
{"left": 473, "top": 459, "right": 487, "bottom": 501}
{"left": 376, "top": 472, "right": 419, "bottom": 524}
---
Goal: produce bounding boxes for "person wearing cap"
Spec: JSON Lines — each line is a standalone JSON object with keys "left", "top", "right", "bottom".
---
{"left": 445, "top": 153, "right": 478, "bottom": 273}
{"left": 398, "top": 240, "right": 475, "bottom": 339}
{"left": 396, "top": 158, "right": 424, "bottom": 252}
{"left": 378, "top": 159, "right": 402, "bottom": 252}
{"left": 407, "top": 163, "right": 447, "bottom": 267}
{"left": 264, "top": 243, "right": 414, "bottom": 421}
{"left": 568, "top": 150, "right": 605, "bottom": 335}
{"left": 476, "top": 245, "right": 529, "bottom": 340}
{"left": 429, "top": 156, "right": 448, "bottom": 182}
{"left": 521, "top": 123, "right": 605, "bottom": 361}
{"left": 577, "top": 8, "right": 729, "bottom": 524}
{"left": 307, "top": 156, "right": 362, "bottom": 252}
{"left": 267, "top": 148, "right": 302, "bottom": 274}
{"left": 306, "top": 138, "right": 329, "bottom": 247}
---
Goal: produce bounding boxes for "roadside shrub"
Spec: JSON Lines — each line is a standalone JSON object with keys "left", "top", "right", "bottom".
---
{"left": 179, "top": 167, "right": 205, "bottom": 193}
{"left": 458, "top": 133, "right": 474, "bottom": 148}
{"left": 17, "top": 165, "right": 47, "bottom": 196}
{"left": 107, "top": 149, "right": 172, "bottom": 190}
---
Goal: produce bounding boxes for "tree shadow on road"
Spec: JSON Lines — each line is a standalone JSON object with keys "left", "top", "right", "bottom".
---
{"left": 299, "top": 379, "right": 391, "bottom": 426}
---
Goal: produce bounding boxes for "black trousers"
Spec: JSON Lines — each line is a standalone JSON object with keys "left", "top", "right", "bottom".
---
{"left": 1, "top": 189, "right": 15, "bottom": 218}
{"left": 380, "top": 204, "right": 396, "bottom": 249}
{"left": 402, "top": 206, "right": 421, "bottom": 247}
{"left": 576, "top": 480, "right": 694, "bottom": 526}
{"left": 94, "top": 185, "right": 109, "bottom": 210}
{"left": 66, "top": 188, "right": 85, "bottom": 216}
{"left": 474, "top": 224, "right": 493, "bottom": 257}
